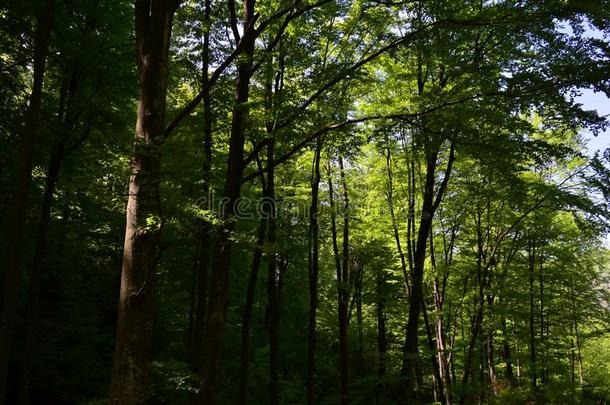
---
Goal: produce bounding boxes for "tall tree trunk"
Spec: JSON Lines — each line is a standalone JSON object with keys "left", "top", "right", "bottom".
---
{"left": 328, "top": 157, "right": 350, "bottom": 405}
{"left": 190, "top": 0, "right": 212, "bottom": 388}
{"left": 459, "top": 206, "right": 487, "bottom": 405}
{"left": 17, "top": 139, "right": 64, "bottom": 405}
{"left": 400, "top": 142, "right": 454, "bottom": 404}
{"left": 528, "top": 239, "right": 537, "bottom": 391}
{"left": 575, "top": 321, "right": 584, "bottom": 385}
{"left": 422, "top": 294, "right": 446, "bottom": 405}
{"left": 109, "top": 2, "right": 179, "bottom": 403}
{"left": 431, "top": 227, "right": 452, "bottom": 405}
{"left": 486, "top": 332, "right": 497, "bottom": 396}
{"left": 434, "top": 276, "right": 452, "bottom": 405}
{"left": 237, "top": 208, "right": 266, "bottom": 405}
{"left": 307, "top": 137, "right": 322, "bottom": 405}
{"left": 385, "top": 146, "right": 410, "bottom": 296}
{"left": 0, "top": 1, "right": 54, "bottom": 400}
{"left": 538, "top": 249, "right": 546, "bottom": 386}
{"left": 338, "top": 156, "right": 350, "bottom": 405}
{"left": 17, "top": 64, "right": 82, "bottom": 405}
{"left": 354, "top": 263, "right": 365, "bottom": 374}
{"left": 197, "top": 2, "right": 255, "bottom": 402}
{"left": 267, "top": 139, "right": 280, "bottom": 405}
{"left": 375, "top": 266, "right": 387, "bottom": 404}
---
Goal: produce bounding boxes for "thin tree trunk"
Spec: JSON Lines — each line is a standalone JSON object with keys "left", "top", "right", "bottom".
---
{"left": 197, "top": 1, "right": 256, "bottom": 402}
{"left": 0, "top": 1, "right": 54, "bottom": 400}
{"left": 401, "top": 143, "right": 454, "bottom": 404}
{"left": 267, "top": 139, "right": 280, "bottom": 405}
{"left": 486, "top": 332, "right": 497, "bottom": 396}
{"left": 431, "top": 248, "right": 452, "bottom": 403}
{"left": 459, "top": 205, "right": 487, "bottom": 405}
{"left": 109, "top": 2, "right": 180, "bottom": 403}
{"left": 354, "top": 263, "right": 364, "bottom": 374}
{"left": 385, "top": 146, "right": 410, "bottom": 296}
{"left": 190, "top": 0, "right": 212, "bottom": 388}
{"left": 539, "top": 249, "right": 546, "bottom": 386}
{"left": 422, "top": 293, "right": 446, "bottom": 405}
{"left": 307, "top": 137, "right": 322, "bottom": 405}
{"left": 328, "top": 156, "right": 351, "bottom": 405}
{"left": 528, "top": 239, "right": 537, "bottom": 391}
{"left": 575, "top": 321, "right": 584, "bottom": 385}
{"left": 375, "top": 265, "right": 387, "bottom": 404}
{"left": 237, "top": 208, "right": 266, "bottom": 405}
{"left": 17, "top": 64, "right": 82, "bottom": 405}
{"left": 501, "top": 316, "right": 514, "bottom": 383}
{"left": 17, "top": 139, "right": 64, "bottom": 405}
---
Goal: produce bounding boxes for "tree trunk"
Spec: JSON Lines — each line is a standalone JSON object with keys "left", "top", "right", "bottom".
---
{"left": 17, "top": 139, "right": 64, "bottom": 405}
{"left": 237, "top": 211, "right": 266, "bottom": 405}
{"left": 501, "top": 316, "right": 514, "bottom": 383}
{"left": 538, "top": 250, "right": 546, "bottom": 386}
{"left": 434, "top": 277, "right": 452, "bottom": 405}
{"left": 375, "top": 266, "right": 387, "bottom": 404}
{"left": 189, "top": 0, "right": 212, "bottom": 389}
{"left": 385, "top": 146, "right": 410, "bottom": 296}
{"left": 354, "top": 263, "right": 364, "bottom": 374}
{"left": 197, "top": 1, "right": 256, "bottom": 402}
{"left": 400, "top": 150, "right": 439, "bottom": 404}
{"left": 328, "top": 157, "right": 350, "bottom": 405}
{"left": 307, "top": 137, "right": 322, "bottom": 405}
{"left": 0, "top": 1, "right": 54, "bottom": 400}
{"left": 267, "top": 139, "right": 280, "bottom": 405}
{"left": 109, "top": 2, "right": 179, "bottom": 403}
{"left": 528, "top": 239, "right": 537, "bottom": 391}
{"left": 17, "top": 64, "right": 82, "bottom": 405}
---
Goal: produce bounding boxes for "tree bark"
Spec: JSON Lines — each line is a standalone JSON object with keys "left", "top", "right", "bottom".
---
{"left": 528, "top": 238, "right": 537, "bottom": 391}
{"left": 0, "top": 1, "right": 54, "bottom": 401}
{"left": 400, "top": 142, "right": 454, "bottom": 404}
{"left": 17, "top": 139, "right": 64, "bottom": 405}
{"left": 237, "top": 208, "right": 266, "bottom": 405}
{"left": 375, "top": 264, "right": 387, "bottom": 405}
{"left": 266, "top": 139, "right": 280, "bottom": 405}
{"left": 17, "top": 64, "right": 82, "bottom": 405}
{"left": 385, "top": 146, "right": 410, "bottom": 296}
{"left": 189, "top": 0, "right": 212, "bottom": 389}
{"left": 501, "top": 316, "right": 514, "bottom": 383}
{"left": 307, "top": 137, "right": 322, "bottom": 405}
{"left": 197, "top": 1, "right": 256, "bottom": 402}
{"left": 328, "top": 156, "right": 350, "bottom": 405}
{"left": 109, "top": 2, "right": 180, "bottom": 403}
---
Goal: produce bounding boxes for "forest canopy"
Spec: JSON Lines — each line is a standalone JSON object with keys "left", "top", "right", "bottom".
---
{"left": 1, "top": 0, "right": 610, "bottom": 404}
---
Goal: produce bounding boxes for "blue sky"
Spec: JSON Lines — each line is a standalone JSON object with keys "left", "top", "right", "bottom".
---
{"left": 577, "top": 89, "right": 610, "bottom": 157}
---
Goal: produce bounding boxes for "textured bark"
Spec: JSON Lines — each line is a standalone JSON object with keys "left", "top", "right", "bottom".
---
{"left": 109, "top": 2, "right": 179, "bottom": 403}
{"left": 0, "top": 1, "right": 54, "bottom": 401}
{"left": 307, "top": 137, "right": 322, "bottom": 405}
{"left": 197, "top": 1, "right": 256, "bottom": 402}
